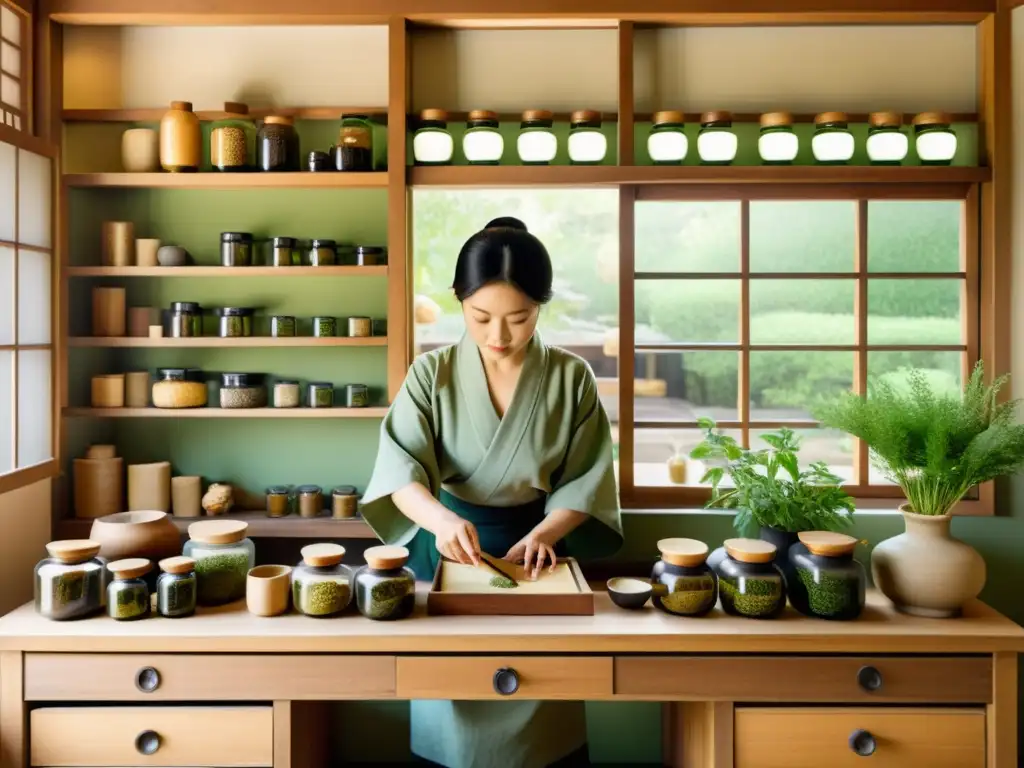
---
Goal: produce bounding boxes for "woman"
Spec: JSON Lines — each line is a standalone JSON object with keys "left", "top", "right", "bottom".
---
{"left": 361, "top": 217, "right": 622, "bottom": 768}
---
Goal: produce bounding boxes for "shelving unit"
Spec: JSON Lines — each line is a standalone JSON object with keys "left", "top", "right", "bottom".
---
{"left": 63, "top": 407, "right": 389, "bottom": 419}
{"left": 68, "top": 266, "right": 388, "bottom": 277}
{"left": 64, "top": 172, "right": 389, "bottom": 189}
{"left": 63, "top": 107, "right": 389, "bottom": 122}
{"left": 68, "top": 337, "right": 388, "bottom": 348}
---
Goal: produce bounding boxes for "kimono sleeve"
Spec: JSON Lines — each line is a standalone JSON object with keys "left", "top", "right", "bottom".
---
{"left": 359, "top": 355, "right": 442, "bottom": 547}
{"left": 547, "top": 366, "right": 623, "bottom": 560}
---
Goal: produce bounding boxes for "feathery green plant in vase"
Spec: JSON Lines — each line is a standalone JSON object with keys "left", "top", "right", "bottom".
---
{"left": 815, "top": 362, "right": 1024, "bottom": 617}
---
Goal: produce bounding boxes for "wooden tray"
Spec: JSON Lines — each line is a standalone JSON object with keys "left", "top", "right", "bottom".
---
{"left": 427, "top": 557, "right": 594, "bottom": 616}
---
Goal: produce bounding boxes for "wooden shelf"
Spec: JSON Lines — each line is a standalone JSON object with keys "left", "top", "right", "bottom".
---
{"left": 63, "top": 407, "right": 388, "bottom": 418}
{"left": 63, "top": 107, "right": 387, "bottom": 122}
{"left": 68, "top": 266, "right": 388, "bottom": 278}
{"left": 69, "top": 337, "right": 387, "bottom": 348}
{"left": 64, "top": 173, "right": 388, "bottom": 189}
{"left": 408, "top": 165, "right": 992, "bottom": 187}
{"left": 55, "top": 511, "right": 376, "bottom": 540}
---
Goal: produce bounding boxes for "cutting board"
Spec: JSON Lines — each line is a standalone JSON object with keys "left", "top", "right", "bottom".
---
{"left": 427, "top": 557, "right": 594, "bottom": 616}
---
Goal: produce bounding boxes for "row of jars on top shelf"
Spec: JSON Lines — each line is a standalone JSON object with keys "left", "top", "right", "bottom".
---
{"left": 411, "top": 108, "right": 960, "bottom": 166}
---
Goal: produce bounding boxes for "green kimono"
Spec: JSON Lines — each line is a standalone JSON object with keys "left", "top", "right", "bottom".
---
{"left": 362, "top": 332, "right": 622, "bottom": 768}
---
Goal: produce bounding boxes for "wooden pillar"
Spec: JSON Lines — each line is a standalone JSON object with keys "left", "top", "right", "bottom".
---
{"left": 663, "top": 701, "right": 734, "bottom": 768}
{"left": 273, "top": 700, "right": 330, "bottom": 768}
{"left": 0, "top": 652, "right": 26, "bottom": 768}
{"left": 986, "top": 652, "right": 1018, "bottom": 768}
{"left": 387, "top": 17, "right": 411, "bottom": 401}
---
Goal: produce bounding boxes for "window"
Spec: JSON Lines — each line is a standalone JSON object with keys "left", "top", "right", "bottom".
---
{"left": 0, "top": 1, "right": 25, "bottom": 132}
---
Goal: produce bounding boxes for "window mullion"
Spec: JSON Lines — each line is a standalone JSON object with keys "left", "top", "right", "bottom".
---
{"left": 739, "top": 199, "right": 750, "bottom": 449}
{"left": 854, "top": 199, "right": 869, "bottom": 486}
{"left": 11, "top": 138, "right": 16, "bottom": 467}
{"left": 619, "top": 185, "right": 636, "bottom": 497}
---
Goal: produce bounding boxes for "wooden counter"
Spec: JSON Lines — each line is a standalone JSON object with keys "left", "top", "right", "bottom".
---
{"left": 0, "top": 589, "right": 1020, "bottom": 767}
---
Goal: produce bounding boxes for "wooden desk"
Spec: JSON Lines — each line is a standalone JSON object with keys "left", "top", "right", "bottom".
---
{"left": 0, "top": 590, "right": 1021, "bottom": 768}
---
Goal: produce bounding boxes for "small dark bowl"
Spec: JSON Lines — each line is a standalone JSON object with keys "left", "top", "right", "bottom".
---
{"left": 606, "top": 577, "right": 653, "bottom": 610}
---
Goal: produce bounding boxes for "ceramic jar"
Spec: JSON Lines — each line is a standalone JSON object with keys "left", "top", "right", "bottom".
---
{"left": 811, "top": 111, "right": 854, "bottom": 165}
{"left": 758, "top": 112, "right": 799, "bottom": 165}
{"left": 462, "top": 110, "right": 503, "bottom": 165}
{"left": 354, "top": 545, "right": 416, "bottom": 620}
{"left": 647, "top": 111, "right": 687, "bottom": 165}
{"left": 413, "top": 109, "right": 454, "bottom": 166}
{"left": 787, "top": 531, "right": 866, "bottom": 621}
{"left": 106, "top": 558, "right": 152, "bottom": 620}
{"left": 697, "top": 111, "right": 737, "bottom": 165}
{"left": 157, "top": 556, "right": 197, "bottom": 618}
{"left": 871, "top": 506, "right": 985, "bottom": 618}
{"left": 34, "top": 540, "right": 108, "bottom": 620}
{"left": 567, "top": 110, "right": 607, "bottom": 165}
{"left": 184, "top": 520, "right": 255, "bottom": 606}
{"left": 712, "top": 538, "right": 787, "bottom": 619}
{"left": 913, "top": 112, "right": 957, "bottom": 165}
{"left": 292, "top": 543, "right": 354, "bottom": 617}
{"left": 650, "top": 538, "right": 717, "bottom": 617}
{"left": 121, "top": 128, "right": 160, "bottom": 172}
{"left": 160, "top": 101, "right": 202, "bottom": 172}
{"left": 866, "top": 111, "right": 908, "bottom": 165}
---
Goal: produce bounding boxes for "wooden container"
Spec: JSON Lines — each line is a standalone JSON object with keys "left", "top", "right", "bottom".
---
{"left": 85, "top": 444, "right": 116, "bottom": 460}
{"left": 90, "top": 374, "right": 125, "bottom": 408}
{"left": 121, "top": 127, "right": 159, "bottom": 172}
{"left": 72, "top": 457, "right": 123, "bottom": 519}
{"left": 135, "top": 238, "right": 160, "bottom": 267}
{"left": 160, "top": 100, "right": 201, "bottom": 172}
{"left": 101, "top": 221, "right": 134, "bottom": 267}
{"left": 246, "top": 564, "right": 292, "bottom": 617}
{"left": 128, "top": 307, "right": 156, "bottom": 338}
{"left": 124, "top": 371, "right": 149, "bottom": 408}
{"left": 171, "top": 476, "right": 202, "bottom": 518}
{"left": 92, "top": 287, "right": 126, "bottom": 337}
{"left": 127, "top": 461, "right": 171, "bottom": 513}
{"left": 88, "top": 510, "right": 181, "bottom": 562}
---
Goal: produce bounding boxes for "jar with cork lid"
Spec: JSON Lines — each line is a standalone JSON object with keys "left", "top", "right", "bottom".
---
{"left": 210, "top": 102, "right": 256, "bottom": 172}
{"left": 647, "top": 111, "right": 688, "bottom": 164}
{"left": 758, "top": 112, "right": 799, "bottom": 165}
{"left": 258, "top": 116, "right": 301, "bottom": 171}
{"left": 354, "top": 545, "right": 416, "bottom": 620}
{"left": 811, "top": 112, "right": 855, "bottom": 165}
{"left": 650, "top": 538, "right": 718, "bottom": 617}
{"left": 292, "top": 543, "right": 354, "bottom": 617}
{"left": 696, "top": 111, "right": 738, "bottom": 165}
{"left": 160, "top": 101, "right": 201, "bottom": 172}
{"left": 413, "top": 109, "right": 454, "bottom": 165}
{"left": 184, "top": 520, "right": 255, "bottom": 606}
{"left": 913, "top": 112, "right": 957, "bottom": 165}
{"left": 157, "top": 556, "right": 197, "bottom": 618}
{"left": 517, "top": 110, "right": 558, "bottom": 165}
{"left": 866, "top": 112, "right": 908, "bottom": 165}
{"left": 34, "top": 539, "right": 108, "bottom": 621}
{"left": 462, "top": 110, "right": 503, "bottom": 165}
{"left": 106, "top": 558, "right": 152, "bottom": 621}
{"left": 567, "top": 110, "right": 607, "bottom": 165}
{"left": 787, "top": 531, "right": 866, "bottom": 621}
{"left": 711, "top": 538, "right": 787, "bottom": 619}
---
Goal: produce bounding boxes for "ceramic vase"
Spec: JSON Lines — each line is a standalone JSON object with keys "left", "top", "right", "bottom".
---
{"left": 870, "top": 505, "right": 986, "bottom": 618}
{"left": 159, "top": 101, "right": 201, "bottom": 172}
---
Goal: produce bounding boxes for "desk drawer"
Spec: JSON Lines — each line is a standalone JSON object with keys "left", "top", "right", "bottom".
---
{"left": 25, "top": 653, "right": 395, "bottom": 700}
{"left": 615, "top": 656, "right": 991, "bottom": 703}
{"left": 397, "top": 656, "right": 612, "bottom": 700}
{"left": 30, "top": 706, "right": 272, "bottom": 766}
{"left": 734, "top": 707, "right": 985, "bottom": 768}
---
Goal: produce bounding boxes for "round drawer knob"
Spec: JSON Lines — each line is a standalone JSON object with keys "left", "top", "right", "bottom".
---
{"left": 135, "top": 666, "right": 161, "bottom": 693}
{"left": 849, "top": 729, "right": 877, "bottom": 757}
{"left": 857, "top": 665, "right": 883, "bottom": 693}
{"left": 135, "top": 730, "right": 161, "bottom": 756}
{"left": 493, "top": 667, "right": 520, "bottom": 696}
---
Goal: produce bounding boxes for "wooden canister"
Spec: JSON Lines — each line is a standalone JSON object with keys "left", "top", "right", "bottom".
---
{"left": 127, "top": 461, "right": 172, "bottom": 513}
{"left": 91, "top": 374, "right": 125, "bottom": 408}
{"left": 171, "top": 476, "right": 202, "bottom": 518}
{"left": 135, "top": 238, "right": 160, "bottom": 267}
{"left": 73, "top": 457, "right": 124, "bottom": 519}
{"left": 124, "top": 371, "right": 150, "bottom": 408}
{"left": 85, "top": 444, "right": 117, "bottom": 460}
{"left": 128, "top": 307, "right": 156, "bottom": 337}
{"left": 92, "top": 287, "right": 126, "bottom": 337}
{"left": 160, "top": 101, "right": 201, "bottom": 172}
{"left": 101, "top": 221, "right": 134, "bottom": 267}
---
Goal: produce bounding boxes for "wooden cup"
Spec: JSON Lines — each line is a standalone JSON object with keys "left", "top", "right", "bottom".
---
{"left": 128, "top": 307, "right": 157, "bottom": 338}
{"left": 90, "top": 374, "right": 125, "bottom": 408}
{"left": 92, "top": 287, "right": 126, "bottom": 337}
{"left": 135, "top": 238, "right": 161, "bottom": 267}
{"left": 101, "top": 221, "right": 134, "bottom": 267}
{"left": 246, "top": 565, "right": 293, "bottom": 617}
{"left": 127, "top": 461, "right": 171, "bottom": 513}
{"left": 171, "top": 475, "right": 202, "bottom": 518}
{"left": 124, "top": 371, "right": 150, "bottom": 408}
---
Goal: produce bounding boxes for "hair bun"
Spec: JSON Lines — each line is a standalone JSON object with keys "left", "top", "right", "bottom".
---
{"left": 484, "top": 216, "right": 528, "bottom": 232}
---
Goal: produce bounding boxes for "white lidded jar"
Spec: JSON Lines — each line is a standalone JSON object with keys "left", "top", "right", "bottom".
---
{"left": 647, "top": 110, "right": 688, "bottom": 164}
{"left": 866, "top": 111, "right": 908, "bottom": 165}
{"left": 758, "top": 111, "right": 799, "bottom": 165}
{"left": 697, "top": 111, "right": 738, "bottom": 165}
{"left": 462, "top": 110, "right": 503, "bottom": 165}
{"left": 567, "top": 109, "right": 607, "bottom": 165}
{"left": 517, "top": 109, "right": 558, "bottom": 165}
{"left": 811, "top": 111, "right": 855, "bottom": 165}
{"left": 912, "top": 111, "right": 957, "bottom": 165}
{"left": 412, "top": 108, "right": 454, "bottom": 166}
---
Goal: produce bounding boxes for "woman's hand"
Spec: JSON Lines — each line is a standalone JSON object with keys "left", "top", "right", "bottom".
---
{"left": 434, "top": 514, "right": 481, "bottom": 566}
{"left": 505, "top": 531, "right": 558, "bottom": 580}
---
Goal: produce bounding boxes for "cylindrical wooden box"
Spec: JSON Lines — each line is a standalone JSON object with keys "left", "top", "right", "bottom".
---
{"left": 127, "top": 461, "right": 171, "bottom": 512}
{"left": 128, "top": 307, "right": 156, "bottom": 338}
{"left": 171, "top": 476, "right": 202, "bottom": 518}
{"left": 90, "top": 374, "right": 125, "bottom": 408}
{"left": 101, "top": 221, "right": 134, "bottom": 267}
{"left": 124, "top": 371, "right": 150, "bottom": 408}
{"left": 92, "top": 287, "right": 126, "bottom": 337}
{"left": 73, "top": 457, "right": 124, "bottom": 519}
{"left": 85, "top": 444, "right": 116, "bottom": 460}
{"left": 135, "top": 238, "right": 160, "bottom": 267}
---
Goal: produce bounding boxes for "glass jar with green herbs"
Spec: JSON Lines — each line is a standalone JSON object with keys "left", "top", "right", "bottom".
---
{"left": 184, "top": 520, "right": 255, "bottom": 606}
{"left": 34, "top": 539, "right": 107, "bottom": 621}
{"left": 650, "top": 537, "right": 717, "bottom": 617}
{"left": 308, "top": 382, "right": 334, "bottom": 408}
{"left": 106, "top": 558, "right": 152, "bottom": 621}
{"left": 266, "top": 236, "right": 298, "bottom": 267}
{"left": 157, "top": 556, "right": 197, "bottom": 618}
{"left": 711, "top": 538, "right": 786, "bottom": 619}
{"left": 346, "top": 383, "right": 369, "bottom": 408}
{"left": 292, "top": 543, "right": 354, "bottom": 617}
{"left": 271, "top": 315, "right": 295, "bottom": 337}
{"left": 355, "top": 545, "right": 416, "bottom": 621}
{"left": 313, "top": 316, "right": 336, "bottom": 337}
{"left": 216, "top": 307, "right": 254, "bottom": 338}
{"left": 787, "top": 531, "right": 865, "bottom": 621}
{"left": 307, "top": 239, "right": 337, "bottom": 266}
{"left": 220, "top": 232, "right": 253, "bottom": 267}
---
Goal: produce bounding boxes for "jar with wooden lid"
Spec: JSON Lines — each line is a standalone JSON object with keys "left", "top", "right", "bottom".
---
{"left": 913, "top": 111, "right": 957, "bottom": 165}
{"left": 296, "top": 485, "right": 323, "bottom": 518}
{"left": 106, "top": 558, "right": 152, "bottom": 621}
{"left": 160, "top": 101, "right": 201, "bottom": 172}
{"left": 711, "top": 538, "right": 787, "bottom": 619}
{"left": 354, "top": 545, "right": 415, "bottom": 621}
{"left": 413, "top": 109, "right": 454, "bottom": 165}
{"left": 517, "top": 109, "right": 557, "bottom": 165}
{"left": 567, "top": 110, "right": 607, "bottom": 165}
{"left": 34, "top": 539, "right": 107, "bottom": 621}
{"left": 462, "top": 110, "right": 503, "bottom": 165}
{"left": 292, "top": 543, "right": 354, "bottom": 617}
{"left": 184, "top": 520, "right": 255, "bottom": 605}
{"left": 331, "top": 485, "right": 358, "bottom": 519}
{"left": 157, "top": 556, "right": 197, "bottom": 618}
{"left": 650, "top": 538, "right": 717, "bottom": 617}
{"left": 866, "top": 112, "right": 908, "bottom": 165}
{"left": 647, "top": 111, "right": 687, "bottom": 165}
{"left": 758, "top": 112, "right": 798, "bottom": 165}
{"left": 152, "top": 367, "right": 207, "bottom": 409}
{"left": 266, "top": 486, "right": 292, "bottom": 518}
{"left": 811, "top": 111, "right": 854, "bottom": 165}
{"left": 697, "top": 111, "right": 737, "bottom": 165}
{"left": 787, "top": 531, "right": 865, "bottom": 621}
{"left": 210, "top": 102, "right": 256, "bottom": 172}
{"left": 335, "top": 114, "right": 374, "bottom": 171}
{"left": 257, "top": 116, "right": 301, "bottom": 172}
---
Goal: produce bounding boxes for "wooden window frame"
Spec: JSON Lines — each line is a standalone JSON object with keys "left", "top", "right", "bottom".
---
{"left": 0, "top": 0, "right": 29, "bottom": 132}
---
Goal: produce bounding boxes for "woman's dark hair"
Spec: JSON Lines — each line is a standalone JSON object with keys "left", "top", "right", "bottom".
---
{"left": 452, "top": 219, "right": 553, "bottom": 304}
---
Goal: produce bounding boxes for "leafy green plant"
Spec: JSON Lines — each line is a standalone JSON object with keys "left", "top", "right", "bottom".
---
{"left": 690, "top": 418, "right": 855, "bottom": 536}
{"left": 815, "top": 362, "right": 1024, "bottom": 517}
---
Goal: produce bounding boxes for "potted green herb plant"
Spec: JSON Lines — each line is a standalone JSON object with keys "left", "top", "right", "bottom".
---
{"left": 815, "top": 363, "right": 1024, "bottom": 617}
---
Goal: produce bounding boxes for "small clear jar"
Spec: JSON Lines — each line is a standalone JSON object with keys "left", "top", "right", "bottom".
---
{"left": 355, "top": 545, "right": 415, "bottom": 621}
{"left": 354, "top": 246, "right": 386, "bottom": 266}
{"left": 517, "top": 109, "right": 557, "bottom": 165}
{"left": 812, "top": 111, "right": 855, "bottom": 165}
{"left": 647, "top": 110, "right": 687, "bottom": 165}
{"left": 866, "top": 111, "right": 908, "bottom": 165}
{"left": 308, "top": 382, "right": 334, "bottom": 408}
{"left": 347, "top": 316, "right": 372, "bottom": 337}
{"left": 156, "top": 556, "right": 197, "bottom": 618}
{"left": 184, "top": 519, "right": 255, "bottom": 606}
{"left": 697, "top": 111, "right": 738, "bottom": 165}
{"left": 313, "top": 316, "right": 336, "bottom": 337}
{"left": 788, "top": 532, "right": 866, "bottom": 621}
{"left": 711, "top": 538, "right": 787, "bottom": 619}
{"left": 413, "top": 109, "right": 454, "bottom": 166}
{"left": 273, "top": 380, "right": 300, "bottom": 408}
{"left": 292, "top": 543, "right": 354, "bottom": 617}
{"left": 152, "top": 368, "right": 207, "bottom": 409}
{"left": 216, "top": 307, "right": 254, "bottom": 338}
{"left": 257, "top": 115, "right": 300, "bottom": 172}
{"left": 336, "top": 114, "right": 374, "bottom": 171}
{"left": 307, "top": 239, "right": 337, "bottom": 266}
{"left": 34, "top": 540, "right": 107, "bottom": 621}
{"left": 210, "top": 102, "right": 256, "bottom": 172}
{"left": 266, "top": 485, "right": 292, "bottom": 518}
{"left": 267, "top": 236, "right": 298, "bottom": 267}
{"left": 913, "top": 111, "right": 957, "bottom": 165}
{"left": 106, "top": 558, "right": 152, "bottom": 621}
{"left": 332, "top": 486, "right": 358, "bottom": 519}
{"left": 346, "top": 383, "right": 369, "bottom": 408}
{"left": 462, "top": 110, "right": 503, "bottom": 165}
{"left": 567, "top": 110, "right": 607, "bottom": 165}
{"left": 168, "top": 301, "right": 202, "bottom": 338}
{"left": 758, "top": 112, "right": 799, "bottom": 165}
{"left": 271, "top": 315, "right": 296, "bottom": 337}
{"left": 297, "top": 485, "right": 323, "bottom": 518}
{"left": 221, "top": 231, "right": 254, "bottom": 267}
{"left": 650, "top": 538, "right": 717, "bottom": 617}
{"left": 219, "top": 372, "right": 267, "bottom": 409}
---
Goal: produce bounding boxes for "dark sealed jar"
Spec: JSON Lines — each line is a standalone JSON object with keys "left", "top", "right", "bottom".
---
{"left": 712, "top": 538, "right": 787, "bottom": 619}
{"left": 335, "top": 114, "right": 374, "bottom": 171}
{"left": 787, "top": 531, "right": 866, "bottom": 621}
{"left": 650, "top": 537, "right": 717, "bottom": 617}
{"left": 307, "top": 150, "right": 331, "bottom": 172}
{"left": 257, "top": 115, "right": 300, "bottom": 172}
{"left": 332, "top": 485, "right": 358, "bottom": 519}
{"left": 34, "top": 539, "right": 107, "bottom": 621}
{"left": 157, "top": 555, "right": 197, "bottom": 618}
{"left": 265, "top": 485, "right": 292, "bottom": 518}
{"left": 106, "top": 558, "right": 152, "bottom": 621}
{"left": 292, "top": 543, "right": 353, "bottom": 617}
{"left": 184, "top": 520, "right": 255, "bottom": 606}
{"left": 216, "top": 307, "right": 254, "bottom": 338}
{"left": 271, "top": 315, "right": 295, "bottom": 337}
{"left": 210, "top": 102, "right": 256, "bottom": 172}
{"left": 219, "top": 372, "right": 267, "bottom": 409}
{"left": 221, "top": 232, "right": 253, "bottom": 267}
{"left": 308, "top": 381, "right": 334, "bottom": 408}
{"left": 266, "top": 236, "right": 298, "bottom": 267}
{"left": 355, "top": 545, "right": 415, "bottom": 621}
{"left": 307, "top": 239, "right": 337, "bottom": 266}
{"left": 346, "top": 383, "right": 369, "bottom": 408}
{"left": 168, "top": 301, "right": 202, "bottom": 338}
{"left": 354, "top": 245, "right": 386, "bottom": 266}
{"left": 297, "top": 485, "right": 323, "bottom": 518}
{"left": 313, "top": 316, "right": 336, "bottom": 337}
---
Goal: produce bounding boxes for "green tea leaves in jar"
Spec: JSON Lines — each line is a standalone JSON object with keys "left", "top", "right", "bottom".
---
{"left": 296, "top": 485, "right": 323, "bottom": 518}
{"left": 106, "top": 558, "right": 152, "bottom": 621}
{"left": 271, "top": 315, "right": 296, "bottom": 337}
{"left": 184, "top": 520, "right": 255, "bottom": 606}
{"left": 307, "top": 239, "right": 337, "bottom": 266}
{"left": 157, "top": 556, "right": 197, "bottom": 618}
{"left": 354, "top": 545, "right": 415, "bottom": 621}
{"left": 313, "top": 317, "right": 336, "bottom": 337}
{"left": 34, "top": 540, "right": 107, "bottom": 621}
{"left": 292, "top": 543, "right": 353, "bottom": 617}
{"left": 216, "top": 306, "right": 254, "bottom": 337}
{"left": 308, "top": 382, "right": 334, "bottom": 408}
{"left": 220, "top": 232, "right": 253, "bottom": 267}
{"left": 346, "top": 384, "right": 369, "bottom": 408}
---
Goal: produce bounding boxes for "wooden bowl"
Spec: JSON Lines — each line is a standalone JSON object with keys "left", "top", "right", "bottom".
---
{"left": 606, "top": 577, "right": 653, "bottom": 610}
